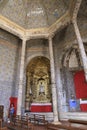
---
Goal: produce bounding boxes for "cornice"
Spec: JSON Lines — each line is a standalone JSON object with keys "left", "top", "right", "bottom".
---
{"left": 0, "top": 15, "right": 25, "bottom": 38}
{"left": 69, "top": 0, "right": 82, "bottom": 21}
{"left": 0, "top": 11, "right": 70, "bottom": 40}
{"left": 48, "top": 11, "right": 70, "bottom": 37}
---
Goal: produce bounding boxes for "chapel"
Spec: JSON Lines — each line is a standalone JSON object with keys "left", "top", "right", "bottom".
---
{"left": 0, "top": 0, "right": 87, "bottom": 123}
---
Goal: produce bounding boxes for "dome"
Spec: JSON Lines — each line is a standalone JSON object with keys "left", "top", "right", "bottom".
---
{"left": 0, "top": 0, "right": 69, "bottom": 29}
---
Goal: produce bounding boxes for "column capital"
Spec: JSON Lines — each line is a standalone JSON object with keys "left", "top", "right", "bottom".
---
{"left": 21, "top": 36, "right": 31, "bottom": 43}
{"left": 19, "top": 35, "right": 26, "bottom": 41}
{"left": 20, "top": 35, "right": 30, "bottom": 42}
{"left": 48, "top": 36, "right": 53, "bottom": 41}
{"left": 22, "top": 37, "right": 27, "bottom": 42}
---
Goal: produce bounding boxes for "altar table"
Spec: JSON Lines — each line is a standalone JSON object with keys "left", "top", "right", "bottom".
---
{"left": 80, "top": 99, "right": 87, "bottom": 112}
{"left": 30, "top": 103, "right": 52, "bottom": 112}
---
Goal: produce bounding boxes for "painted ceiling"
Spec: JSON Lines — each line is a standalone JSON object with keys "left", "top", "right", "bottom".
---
{"left": 0, "top": 0, "right": 70, "bottom": 29}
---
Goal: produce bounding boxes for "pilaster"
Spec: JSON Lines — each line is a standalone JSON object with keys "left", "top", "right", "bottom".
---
{"left": 48, "top": 37, "right": 59, "bottom": 122}
{"left": 17, "top": 38, "right": 26, "bottom": 115}
{"left": 73, "top": 20, "right": 87, "bottom": 82}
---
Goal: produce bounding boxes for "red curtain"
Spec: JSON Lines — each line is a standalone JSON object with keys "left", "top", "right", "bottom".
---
{"left": 74, "top": 70, "right": 87, "bottom": 99}
{"left": 9, "top": 97, "right": 17, "bottom": 116}
{"left": 74, "top": 70, "right": 87, "bottom": 111}
{"left": 31, "top": 105, "right": 52, "bottom": 112}
{"left": 80, "top": 104, "right": 87, "bottom": 112}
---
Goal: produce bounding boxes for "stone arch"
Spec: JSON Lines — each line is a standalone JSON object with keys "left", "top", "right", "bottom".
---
{"left": 60, "top": 45, "right": 81, "bottom": 70}
{"left": 25, "top": 53, "right": 49, "bottom": 68}
{"left": 60, "top": 42, "right": 87, "bottom": 70}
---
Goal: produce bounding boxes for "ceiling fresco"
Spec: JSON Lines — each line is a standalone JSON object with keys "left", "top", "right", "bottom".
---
{"left": 0, "top": 0, "right": 69, "bottom": 29}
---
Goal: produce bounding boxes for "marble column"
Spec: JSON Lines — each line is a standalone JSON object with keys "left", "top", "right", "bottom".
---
{"left": 73, "top": 20, "right": 87, "bottom": 82}
{"left": 17, "top": 38, "right": 26, "bottom": 115}
{"left": 54, "top": 47, "right": 65, "bottom": 113}
{"left": 48, "top": 37, "right": 59, "bottom": 122}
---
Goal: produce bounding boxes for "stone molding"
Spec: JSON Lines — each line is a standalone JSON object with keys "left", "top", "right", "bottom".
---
{"left": 0, "top": 11, "right": 70, "bottom": 39}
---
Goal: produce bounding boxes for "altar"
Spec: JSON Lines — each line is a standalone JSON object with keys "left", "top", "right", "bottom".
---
{"left": 80, "top": 99, "right": 87, "bottom": 112}
{"left": 30, "top": 103, "right": 52, "bottom": 112}
{"left": 25, "top": 65, "right": 52, "bottom": 112}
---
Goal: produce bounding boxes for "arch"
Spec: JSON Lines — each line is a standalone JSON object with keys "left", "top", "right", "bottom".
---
{"left": 60, "top": 42, "right": 87, "bottom": 69}
{"left": 60, "top": 44, "right": 82, "bottom": 69}
{"left": 25, "top": 53, "right": 49, "bottom": 68}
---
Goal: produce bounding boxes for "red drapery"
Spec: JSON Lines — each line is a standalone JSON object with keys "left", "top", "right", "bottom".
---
{"left": 80, "top": 104, "right": 87, "bottom": 112}
{"left": 74, "top": 70, "right": 87, "bottom": 111}
{"left": 74, "top": 70, "right": 87, "bottom": 98}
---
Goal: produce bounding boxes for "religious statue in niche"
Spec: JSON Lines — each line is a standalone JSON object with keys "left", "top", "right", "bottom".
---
{"left": 32, "top": 77, "right": 50, "bottom": 103}
{"left": 39, "top": 79, "right": 45, "bottom": 95}
{"left": 26, "top": 71, "right": 52, "bottom": 103}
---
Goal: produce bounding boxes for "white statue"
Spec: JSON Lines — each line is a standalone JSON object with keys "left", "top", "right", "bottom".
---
{"left": 39, "top": 82, "right": 45, "bottom": 94}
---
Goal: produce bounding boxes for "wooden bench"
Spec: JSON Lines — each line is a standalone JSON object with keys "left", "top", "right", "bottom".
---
{"left": 0, "top": 119, "right": 7, "bottom": 130}
{"left": 47, "top": 123, "right": 87, "bottom": 130}
{"left": 7, "top": 115, "right": 34, "bottom": 130}
{"left": 29, "top": 114, "right": 35, "bottom": 123}
{"left": 29, "top": 114, "right": 48, "bottom": 125}
{"left": 68, "top": 119, "right": 87, "bottom": 125}
{"left": 34, "top": 114, "right": 48, "bottom": 125}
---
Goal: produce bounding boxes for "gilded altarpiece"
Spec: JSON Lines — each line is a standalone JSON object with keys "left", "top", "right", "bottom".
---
{"left": 25, "top": 57, "right": 51, "bottom": 110}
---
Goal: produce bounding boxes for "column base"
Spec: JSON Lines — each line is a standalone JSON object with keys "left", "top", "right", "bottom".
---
{"left": 51, "top": 121, "right": 61, "bottom": 124}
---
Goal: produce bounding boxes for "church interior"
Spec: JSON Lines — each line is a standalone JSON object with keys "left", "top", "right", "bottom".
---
{"left": 0, "top": 0, "right": 87, "bottom": 129}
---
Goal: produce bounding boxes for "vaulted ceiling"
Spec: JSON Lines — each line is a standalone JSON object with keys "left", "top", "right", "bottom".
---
{"left": 0, "top": 0, "right": 86, "bottom": 39}
{"left": 0, "top": 0, "right": 70, "bottom": 29}
{"left": 78, "top": 0, "right": 87, "bottom": 19}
